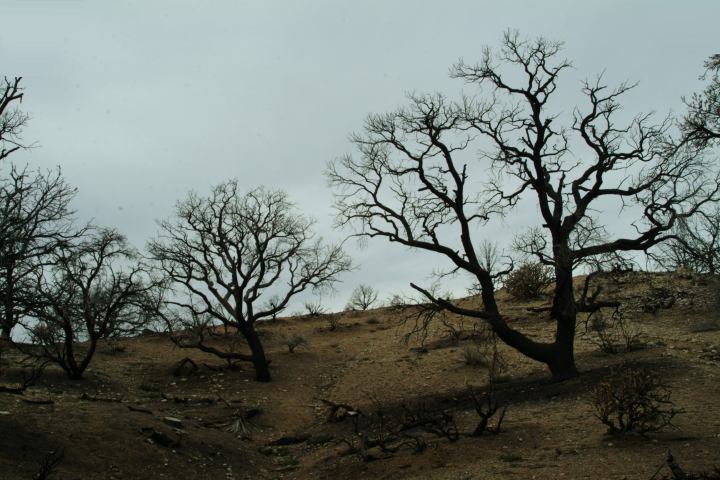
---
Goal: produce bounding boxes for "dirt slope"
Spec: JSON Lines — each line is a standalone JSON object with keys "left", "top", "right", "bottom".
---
{"left": 0, "top": 271, "right": 718, "bottom": 479}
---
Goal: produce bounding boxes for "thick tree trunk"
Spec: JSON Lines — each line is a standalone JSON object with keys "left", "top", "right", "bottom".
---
{"left": 548, "top": 243, "right": 579, "bottom": 380}
{"left": 244, "top": 326, "right": 271, "bottom": 382}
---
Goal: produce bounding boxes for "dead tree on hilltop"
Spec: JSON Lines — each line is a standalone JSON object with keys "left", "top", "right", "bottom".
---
{"left": 327, "top": 32, "right": 720, "bottom": 380}
{"left": 147, "top": 181, "right": 352, "bottom": 382}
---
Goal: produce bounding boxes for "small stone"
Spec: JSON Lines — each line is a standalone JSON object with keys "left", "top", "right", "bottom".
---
{"left": 163, "top": 416, "right": 184, "bottom": 429}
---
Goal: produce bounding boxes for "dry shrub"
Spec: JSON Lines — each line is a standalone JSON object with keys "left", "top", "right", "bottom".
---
{"left": 304, "top": 301, "right": 325, "bottom": 316}
{"left": 504, "top": 262, "right": 553, "bottom": 300}
{"left": 463, "top": 344, "right": 487, "bottom": 366}
{"left": 584, "top": 307, "right": 643, "bottom": 353}
{"left": 326, "top": 315, "right": 341, "bottom": 331}
{"left": 592, "top": 365, "right": 682, "bottom": 434}
{"left": 284, "top": 334, "right": 308, "bottom": 353}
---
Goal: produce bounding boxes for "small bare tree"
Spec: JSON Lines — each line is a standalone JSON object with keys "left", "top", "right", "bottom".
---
{"left": 20, "top": 229, "right": 151, "bottom": 379}
{"left": 346, "top": 284, "right": 379, "bottom": 311}
{"left": 327, "top": 32, "right": 719, "bottom": 379}
{"left": 147, "top": 182, "right": 351, "bottom": 382}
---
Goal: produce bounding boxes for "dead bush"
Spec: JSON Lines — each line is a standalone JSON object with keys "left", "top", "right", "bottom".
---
{"left": 334, "top": 396, "right": 458, "bottom": 461}
{"left": 304, "top": 301, "right": 325, "bottom": 316}
{"left": 326, "top": 315, "right": 341, "bottom": 331}
{"left": 504, "top": 262, "right": 553, "bottom": 300}
{"left": 284, "top": 334, "right": 308, "bottom": 353}
{"left": 592, "top": 365, "right": 682, "bottom": 435}
{"left": 584, "top": 307, "right": 644, "bottom": 353}
{"left": 463, "top": 344, "right": 487, "bottom": 366}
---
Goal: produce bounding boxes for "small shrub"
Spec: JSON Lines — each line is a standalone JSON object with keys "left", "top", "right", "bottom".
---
{"left": 387, "top": 294, "right": 409, "bottom": 311}
{"left": 584, "top": 308, "right": 643, "bottom": 353}
{"left": 304, "top": 301, "right": 325, "bottom": 316}
{"left": 326, "top": 315, "right": 341, "bottom": 331}
{"left": 365, "top": 317, "right": 381, "bottom": 325}
{"left": 504, "top": 262, "right": 553, "bottom": 300}
{"left": 592, "top": 365, "right": 682, "bottom": 434}
{"left": 463, "top": 344, "right": 488, "bottom": 366}
{"left": 284, "top": 334, "right": 308, "bottom": 353}
{"left": 462, "top": 332, "right": 508, "bottom": 381}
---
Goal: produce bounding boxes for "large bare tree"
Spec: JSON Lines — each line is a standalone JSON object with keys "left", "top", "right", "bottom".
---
{"left": 327, "top": 32, "right": 720, "bottom": 380}
{"left": 147, "top": 181, "right": 352, "bottom": 382}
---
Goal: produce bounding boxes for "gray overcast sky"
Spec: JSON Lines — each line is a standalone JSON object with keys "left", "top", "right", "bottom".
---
{"left": 1, "top": 0, "right": 718, "bottom": 311}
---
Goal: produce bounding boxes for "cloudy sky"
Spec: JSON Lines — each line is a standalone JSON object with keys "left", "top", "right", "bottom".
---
{"left": 2, "top": 0, "right": 718, "bottom": 311}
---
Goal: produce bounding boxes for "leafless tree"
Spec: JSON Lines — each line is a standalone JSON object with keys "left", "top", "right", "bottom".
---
{"left": 346, "top": 284, "right": 379, "bottom": 310}
{"left": 681, "top": 54, "right": 720, "bottom": 149}
{"left": 20, "top": 229, "right": 151, "bottom": 379}
{"left": 649, "top": 54, "right": 720, "bottom": 275}
{"left": 327, "top": 32, "right": 720, "bottom": 380}
{"left": 0, "top": 77, "right": 27, "bottom": 163}
{"left": 652, "top": 207, "right": 720, "bottom": 274}
{"left": 0, "top": 167, "right": 78, "bottom": 340}
{"left": 147, "top": 181, "right": 351, "bottom": 382}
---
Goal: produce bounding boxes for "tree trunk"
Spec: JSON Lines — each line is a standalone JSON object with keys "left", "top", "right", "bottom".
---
{"left": 1, "top": 267, "right": 14, "bottom": 340}
{"left": 243, "top": 326, "right": 271, "bottom": 382}
{"left": 476, "top": 271, "right": 576, "bottom": 380}
{"left": 548, "top": 243, "right": 579, "bottom": 380}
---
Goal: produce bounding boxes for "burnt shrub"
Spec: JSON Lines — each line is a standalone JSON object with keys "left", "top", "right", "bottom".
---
{"left": 592, "top": 365, "right": 682, "bottom": 434}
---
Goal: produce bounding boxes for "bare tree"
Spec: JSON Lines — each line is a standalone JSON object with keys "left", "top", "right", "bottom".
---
{"left": 681, "top": 54, "right": 720, "bottom": 149}
{"left": 649, "top": 54, "right": 720, "bottom": 275}
{"left": 0, "top": 167, "right": 78, "bottom": 339}
{"left": 652, "top": 207, "right": 720, "bottom": 274}
{"left": 147, "top": 181, "right": 352, "bottom": 382}
{"left": 346, "top": 284, "right": 379, "bottom": 311}
{"left": 0, "top": 77, "right": 26, "bottom": 163}
{"left": 20, "top": 229, "right": 151, "bottom": 379}
{"left": 327, "top": 32, "right": 719, "bottom": 380}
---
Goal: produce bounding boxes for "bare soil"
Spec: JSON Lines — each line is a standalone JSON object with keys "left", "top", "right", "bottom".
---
{"left": 1, "top": 271, "right": 719, "bottom": 479}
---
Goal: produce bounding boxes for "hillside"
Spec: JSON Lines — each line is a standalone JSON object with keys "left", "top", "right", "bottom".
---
{"left": 1, "top": 271, "right": 719, "bottom": 479}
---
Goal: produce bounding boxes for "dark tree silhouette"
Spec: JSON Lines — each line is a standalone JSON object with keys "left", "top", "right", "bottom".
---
{"left": 147, "top": 181, "right": 351, "bottom": 382}
{"left": 327, "top": 32, "right": 720, "bottom": 380}
{"left": 650, "top": 54, "right": 720, "bottom": 274}
{"left": 681, "top": 54, "right": 720, "bottom": 148}
{"left": 0, "top": 77, "right": 26, "bottom": 163}
{"left": 346, "top": 284, "right": 379, "bottom": 310}
{"left": 0, "top": 167, "right": 77, "bottom": 339}
{"left": 21, "top": 229, "right": 150, "bottom": 379}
